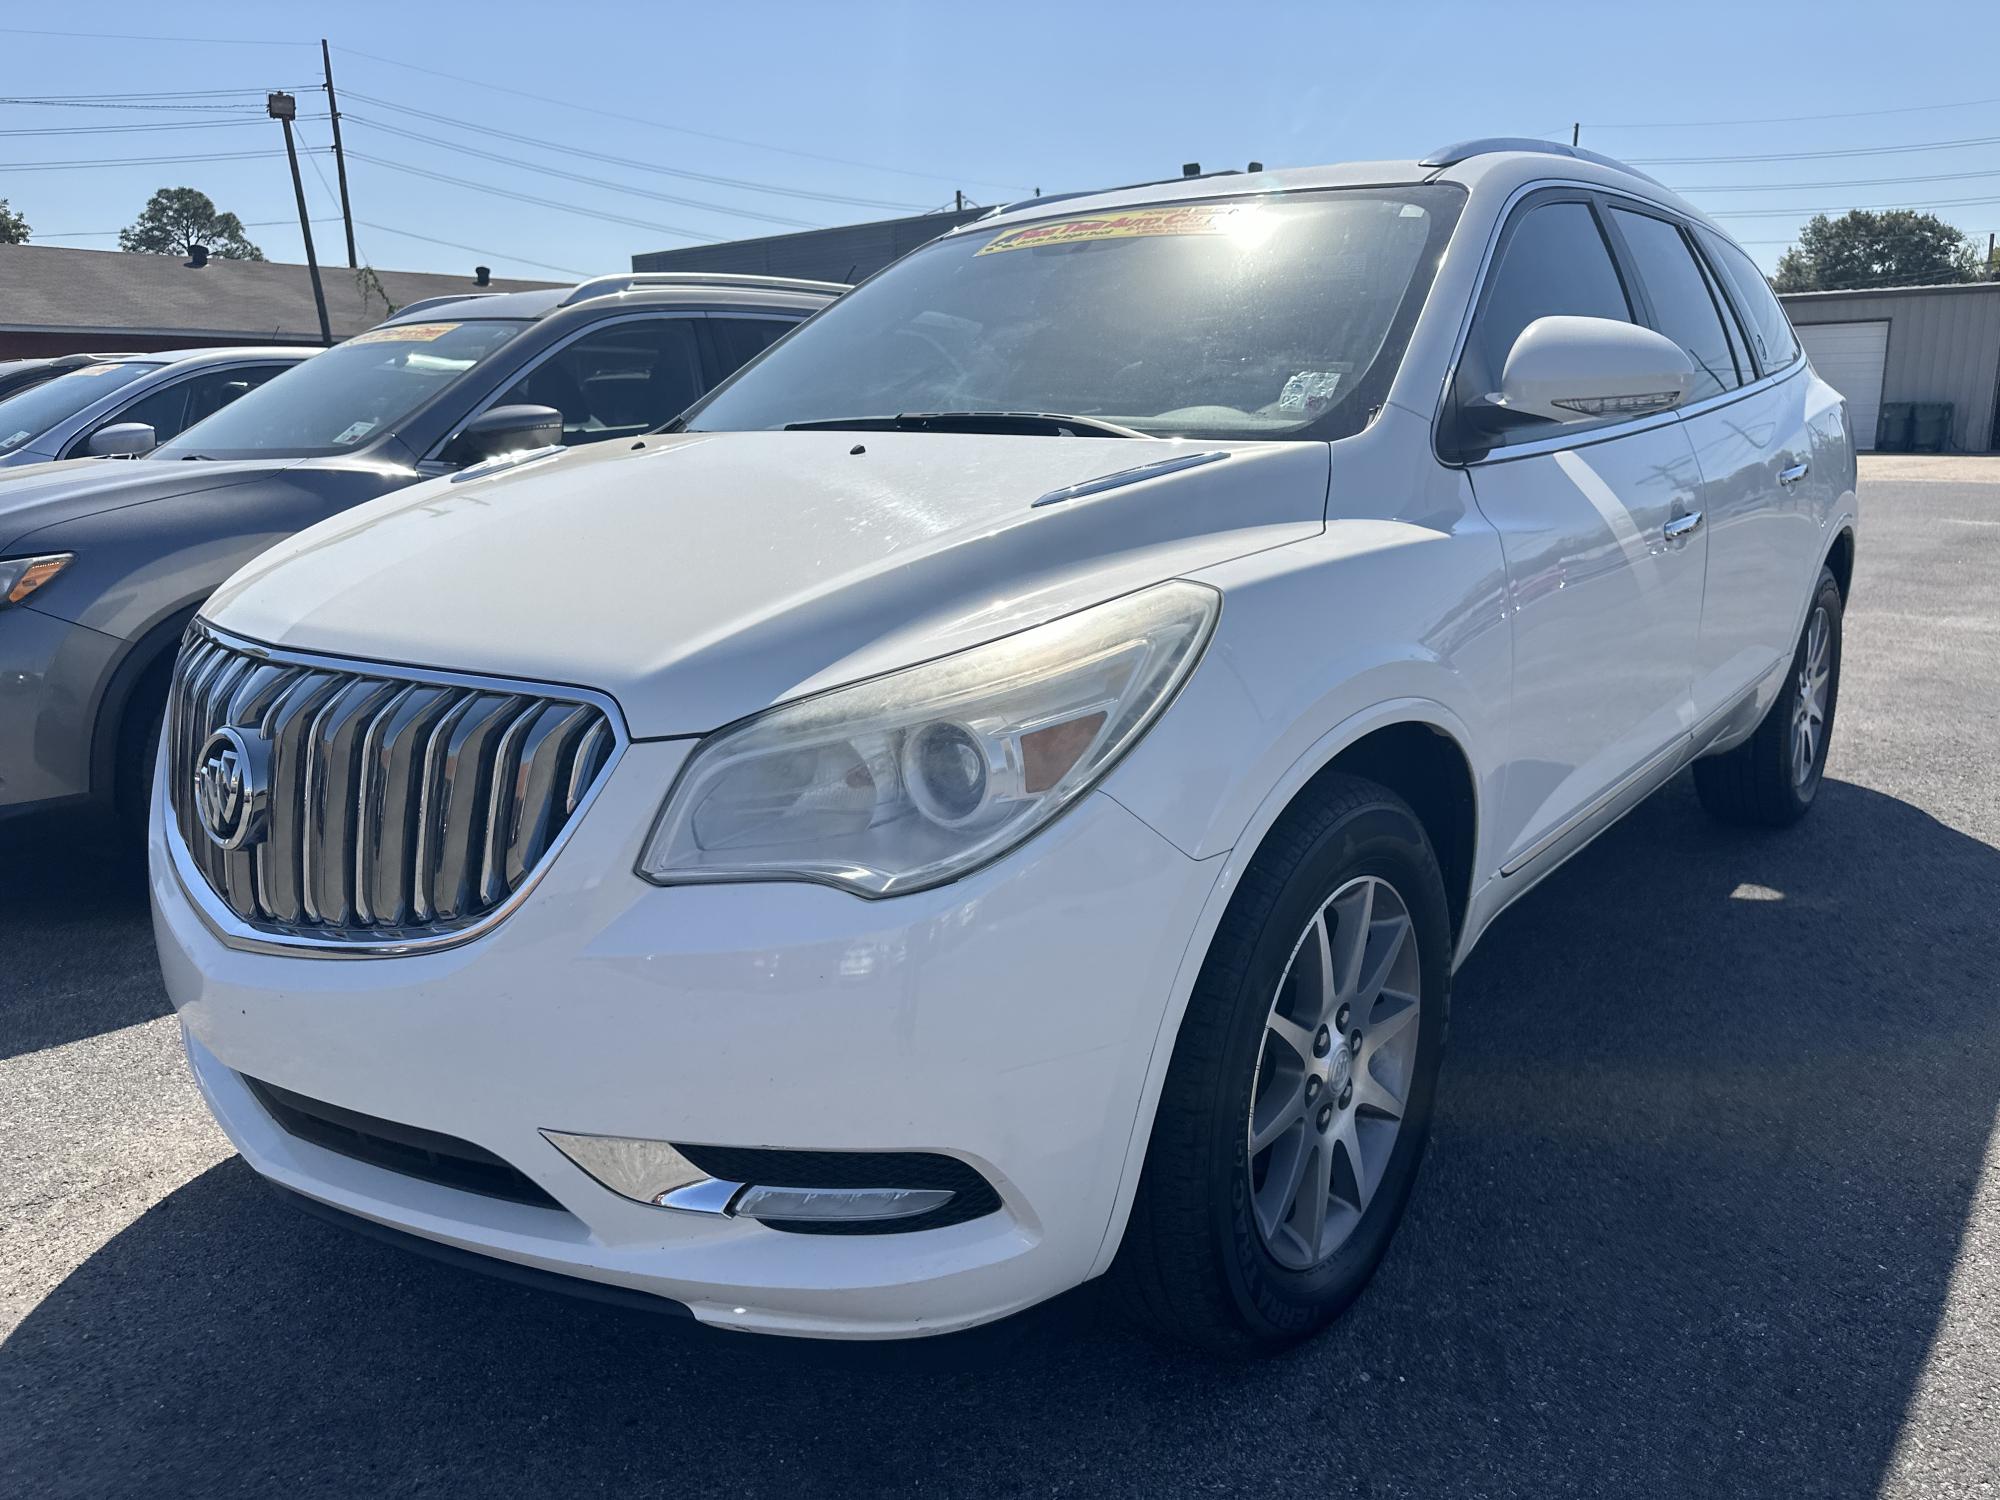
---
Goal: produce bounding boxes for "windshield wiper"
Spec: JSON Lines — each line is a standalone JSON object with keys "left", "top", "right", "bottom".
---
{"left": 784, "top": 410, "right": 1144, "bottom": 438}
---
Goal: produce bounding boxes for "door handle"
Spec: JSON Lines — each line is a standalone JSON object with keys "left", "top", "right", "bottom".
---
{"left": 1778, "top": 460, "right": 1810, "bottom": 485}
{"left": 1663, "top": 511, "right": 1704, "bottom": 544}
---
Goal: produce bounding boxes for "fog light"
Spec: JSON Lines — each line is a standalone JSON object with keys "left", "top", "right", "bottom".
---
{"left": 733, "top": 1184, "right": 954, "bottom": 1223}
{"left": 543, "top": 1131, "right": 958, "bottom": 1224}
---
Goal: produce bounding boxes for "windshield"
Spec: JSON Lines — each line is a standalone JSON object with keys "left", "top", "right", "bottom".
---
{"left": 154, "top": 319, "right": 529, "bottom": 459}
{"left": 684, "top": 187, "right": 1462, "bottom": 442}
{"left": 0, "top": 362, "right": 162, "bottom": 454}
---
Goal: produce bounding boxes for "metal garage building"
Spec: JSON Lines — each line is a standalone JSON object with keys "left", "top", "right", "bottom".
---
{"left": 632, "top": 208, "right": 990, "bottom": 285}
{"left": 1780, "top": 282, "right": 2000, "bottom": 453}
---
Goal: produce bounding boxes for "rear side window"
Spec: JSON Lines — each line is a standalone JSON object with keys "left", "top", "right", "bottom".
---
{"left": 1697, "top": 228, "right": 1799, "bottom": 376}
{"left": 1610, "top": 207, "right": 1740, "bottom": 401}
{"left": 1461, "top": 200, "right": 1633, "bottom": 402}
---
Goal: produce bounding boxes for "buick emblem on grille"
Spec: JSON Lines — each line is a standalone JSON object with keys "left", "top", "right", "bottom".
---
{"left": 192, "top": 726, "right": 271, "bottom": 851}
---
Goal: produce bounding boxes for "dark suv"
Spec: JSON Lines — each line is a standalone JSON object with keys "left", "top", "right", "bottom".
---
{"left": 0, "top": 272, "right": 841, "bottom": 826}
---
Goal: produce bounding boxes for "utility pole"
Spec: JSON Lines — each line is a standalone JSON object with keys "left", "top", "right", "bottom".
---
{"left": 268, "top": 91, "right": 332, "bottom": 346}
{"left": 321, "top": 40, "right": 358, "bottom": 268}
{"left": 1572, "top": 122, "right": 1580, "bottom": 147}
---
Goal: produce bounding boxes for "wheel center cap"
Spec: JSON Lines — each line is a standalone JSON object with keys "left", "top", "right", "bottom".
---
{"left": 1327, "top": 1046, "right": 1353, "bottom": 1096}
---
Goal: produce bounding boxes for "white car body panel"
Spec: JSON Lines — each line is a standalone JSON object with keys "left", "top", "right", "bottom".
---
{"left": 152, "top": 147, "right": 1861, "bottom": 1338}
{"left": 205, "top": 430, "right": 1329, "bottom": 736}
{"left": 1465, "top": 416, "right": 1708, "bottom": 872}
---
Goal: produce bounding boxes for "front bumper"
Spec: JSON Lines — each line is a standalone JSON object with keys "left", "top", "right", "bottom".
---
{"left": 154, "top": 738, "right": 1221, "bottom": 1339}
{"left": 0, "top": 604, "right": 119, "bottom": 814}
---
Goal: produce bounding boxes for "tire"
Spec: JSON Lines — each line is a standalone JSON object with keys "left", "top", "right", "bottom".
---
{"left": 114, "top": 659, "right": 172, "bottom": 834}
{"left": 1693, "top": 567, "right": 1843, "bottom": 828}
{"left": 1112, "top": 772, "right": 1452, "bottom": 1355}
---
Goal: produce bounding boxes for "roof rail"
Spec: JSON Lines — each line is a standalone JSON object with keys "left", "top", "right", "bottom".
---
{"left": 995, "top": 167, "right": 1248, "bottom": 218}
{"left": 1419, "top": 136, "right": 1664, "bottom": 187}
{"left": 389, "top": 292, "right": 498, "bottom": 320}
{"left": 558, "top": 271, "right": 847, "bottom": 306}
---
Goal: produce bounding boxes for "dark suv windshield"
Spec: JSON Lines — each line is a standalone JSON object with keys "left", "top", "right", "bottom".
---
{"left": 154, "top": 319, "right": 528, "bottom": 459}
{"left": 684, "top": 187, "right": 1462, "bottom": 442}
{"left": 0, "top": 361, "right": 161, "bottom": 453}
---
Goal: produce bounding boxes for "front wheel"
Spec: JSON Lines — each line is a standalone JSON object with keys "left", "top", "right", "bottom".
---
{"left": 1112, "top": 773, "right": 1451, "bottom": 1354}
{"left": 1694, "top": 566, "right": 1844, "bottom": 827}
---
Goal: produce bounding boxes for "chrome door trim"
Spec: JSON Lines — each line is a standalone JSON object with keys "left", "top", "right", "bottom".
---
{"left": 163, "top": 621, "right": 631, "bottom": 961}
{"left": 1778, "top": 460, "right": 1811, "bottom": 485}
{"left": 1499, "top": 735, "right": 1689, "bottom": 878}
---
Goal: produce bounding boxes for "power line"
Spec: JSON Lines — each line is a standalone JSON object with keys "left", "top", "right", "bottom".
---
{"left": 342, "top": 114, "right": 826, "bottom": 229}
{"left": 341, "top": 90, "right": 928, "bottom": 211}
{"left": 0, "top": 148, "right": 293, "bottom": 170}
{"left": 1589, "top": 95, "right": 2000, "bottom": 131}
{"left": 335, "top": 44, "right": 1027, "bottom": 193}
{"left": 345, "top": 149, "right": 717, "bottom": 242}
{"left": 1709, "top": 194, "right": 2000, "bottom": 218}
{"left": 0, "top": 96, "right": 298, "bottom": 112}
{"left": 0, "top": 117, "right": 279, "bottom": 136}
{"left": 33, "top": 216, "right": 341, "bottom": 239}
{"left": 355, "top": 219, "right": 589, "bottom": 278}
{"left": 0, "top": 87, "right": 292, "bottom": 100}
{"left": 1673, "top": 168, "right": 2000, "bottom": 194}
{"left": 0, "top": 25, "right": 309, "bottom": 47}
{"left": 1633, "top": 134, "right": 2000, "bottom": 165}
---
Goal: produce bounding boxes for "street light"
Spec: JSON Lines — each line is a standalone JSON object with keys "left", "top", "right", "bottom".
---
{"left": 268, "top": 91, "right": 332, "bottom": 346}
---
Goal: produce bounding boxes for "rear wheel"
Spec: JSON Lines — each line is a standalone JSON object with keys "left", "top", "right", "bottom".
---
{"left": 1113, "top": 773, "right": 1451, "bottom": 1354}
{"left": 1694, "top": 567, "right": 1843, "bottom": 827}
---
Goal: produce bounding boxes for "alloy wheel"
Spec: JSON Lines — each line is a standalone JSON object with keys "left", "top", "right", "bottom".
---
{"left": 1247, "top": 875, "right": 1422, "bottom": 1271}
{"left": 1792, "top": 604, "right": 1832, "bottom": 788}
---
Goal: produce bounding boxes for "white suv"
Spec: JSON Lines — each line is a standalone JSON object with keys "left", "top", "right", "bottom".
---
{"left": 151, "top": 139, "right": 1857, "bottom": 1353}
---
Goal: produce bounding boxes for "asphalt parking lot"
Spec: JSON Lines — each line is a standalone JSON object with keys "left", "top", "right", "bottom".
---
{"left": 3, "top": 456, "right": 1996, "bottom": 1498}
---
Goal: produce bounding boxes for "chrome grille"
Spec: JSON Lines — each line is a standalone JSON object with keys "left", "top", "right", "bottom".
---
{"left": 167, "top": 622, "right": 619, "bottom": 950}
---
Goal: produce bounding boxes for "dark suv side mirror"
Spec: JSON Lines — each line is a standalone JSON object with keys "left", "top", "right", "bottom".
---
{"left": 87, "top": 422, "right": 158, "bottom": 458}
{"left": 444, "top": 404, "right": 563, "bottom": 466}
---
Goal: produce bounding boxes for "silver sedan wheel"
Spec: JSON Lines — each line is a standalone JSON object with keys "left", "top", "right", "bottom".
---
{"left": 1792, "top": 604, "right": 1832, "bottom": 788}
{"left": 1247, "top": 875, "right": 1422, "bottom": 1271}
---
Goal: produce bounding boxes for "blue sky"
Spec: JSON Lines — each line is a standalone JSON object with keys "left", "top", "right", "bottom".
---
{"left": 5, "top": 1, "right": 1998, "bottom": 282}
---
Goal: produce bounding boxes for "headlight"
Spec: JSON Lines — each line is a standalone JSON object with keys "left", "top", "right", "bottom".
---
{"left": 0, "top": 552, "right": 73, "bottom": 609}
{"left": 638, "top": 582, "right": 1219, "bottom": 896}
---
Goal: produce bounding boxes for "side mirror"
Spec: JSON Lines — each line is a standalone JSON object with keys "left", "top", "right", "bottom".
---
{"left": 1489, "top": 315, "right": 1695, "bottom": 426}
{"left": 87, "top": 422, "right": 157, "bottom": 458}
{"left": 444, "top": 404, "right": 563, "bottom": 466}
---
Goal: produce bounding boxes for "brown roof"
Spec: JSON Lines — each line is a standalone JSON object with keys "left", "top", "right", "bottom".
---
{"left": 0, "top": 243, "right": 562, "bottom": 343}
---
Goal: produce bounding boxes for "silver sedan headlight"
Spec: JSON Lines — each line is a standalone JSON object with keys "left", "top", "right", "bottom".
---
{"left": 637, "top": 582, "right": 1219, "bottom": 896}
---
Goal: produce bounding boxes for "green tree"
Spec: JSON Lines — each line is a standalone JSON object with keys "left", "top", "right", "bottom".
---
{"left": 118, "top": 187, "right": 264, "bottom": 261}
{"left": 0, "top": 198, "right": 28, "bottom": 245}
{"left": 1773, "top": 209, "right": 1975, "bottom": 293}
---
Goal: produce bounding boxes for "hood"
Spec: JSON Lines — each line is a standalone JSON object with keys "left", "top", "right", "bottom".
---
{"left": 205, "top": 430, "right": 1329, "bottom": 737}
{"left": 0, "top": 455, "right": 305, "bottom": 554}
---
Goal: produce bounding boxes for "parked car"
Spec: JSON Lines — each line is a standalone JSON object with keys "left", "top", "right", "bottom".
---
{"left": 0, "top": 345, "right": 313, "bottom": 466}
{"left": 0, "top": 353, "right": 138, "bottom": 405}
{"left": 0, "top": 272, "right": 840, "bottom": 826}
{"left": 151, "top": 141, "right": 1857, "bottom": 1353}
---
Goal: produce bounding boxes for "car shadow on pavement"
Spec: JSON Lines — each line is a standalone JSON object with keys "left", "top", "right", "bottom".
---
{"left": 0, "top": 811, "right": 164, "bottom": 1061}
{"left": 4, "top": 774, "right": 1996, "bottom": 1498}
